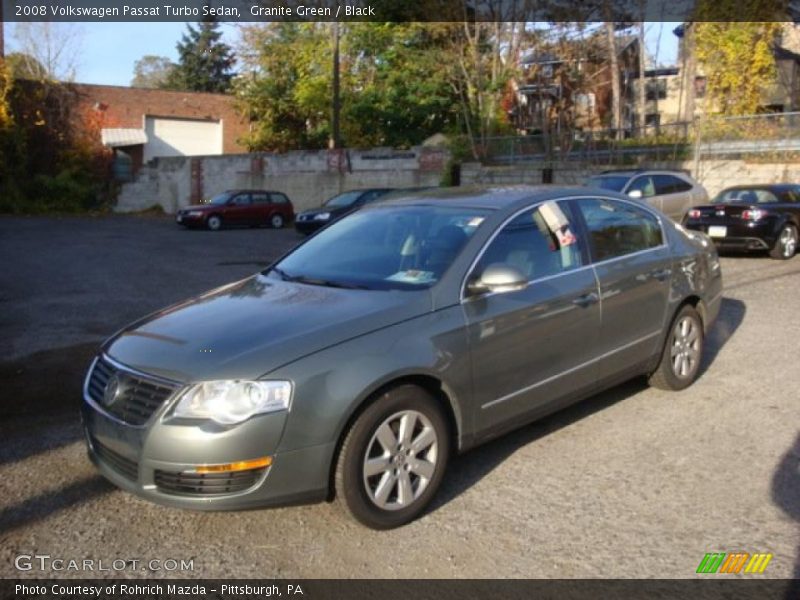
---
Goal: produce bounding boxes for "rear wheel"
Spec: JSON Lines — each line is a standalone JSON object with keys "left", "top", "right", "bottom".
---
{"left": 206, "top": 215, "right": 223, "bottom": 231}
{"left": 769, "top": 224, "right": 797, "bottom": 260}
{"left": 649, "top": 304, "right": 704, "bottom": 391}
{"left": 335, "top": 385, "right": 450, "bottom": 529}
{"left": 270, "top": 213, "right": 285, "bottom": 229}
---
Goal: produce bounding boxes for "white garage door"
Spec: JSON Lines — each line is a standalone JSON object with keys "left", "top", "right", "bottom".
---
{"left": 143, "top": 116, "right": 222, "bottom": 161}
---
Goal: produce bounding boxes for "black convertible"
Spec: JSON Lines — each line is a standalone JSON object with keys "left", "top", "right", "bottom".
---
{"left": 682, "top": 184, "right": 800, "bottom": 259}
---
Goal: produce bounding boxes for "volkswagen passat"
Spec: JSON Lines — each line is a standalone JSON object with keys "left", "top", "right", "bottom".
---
{"left": 83, "top": 186, "right": 722, "bottom": 529}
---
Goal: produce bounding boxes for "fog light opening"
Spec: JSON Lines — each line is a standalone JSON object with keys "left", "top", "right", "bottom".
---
{"left": 191, "top": 456, "right": 272, "bottom": 474}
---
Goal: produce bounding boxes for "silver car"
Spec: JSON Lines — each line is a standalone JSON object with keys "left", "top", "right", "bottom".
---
{"left": 586, "top": 169, "right": 709, "bottom": 222}
{"left": 82, "top": 186, "right": 722, "bottom": 529}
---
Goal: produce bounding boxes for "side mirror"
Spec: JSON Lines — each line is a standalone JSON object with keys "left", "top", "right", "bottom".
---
{"left": 468, "top": 263, "right": 528, "bottom": 296}
{"left": 627, "top": 189, "right": 643, "bottom": 199}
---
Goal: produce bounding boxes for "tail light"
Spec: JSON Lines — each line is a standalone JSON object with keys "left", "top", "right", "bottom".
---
{"left": 687, "top": 209, "right": 702, "bottom": 219}
{"left": 742, "top": 209, "right": 768, "bottom": 221}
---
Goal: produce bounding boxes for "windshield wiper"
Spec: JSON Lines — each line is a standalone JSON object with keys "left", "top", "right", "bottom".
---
{"left": 290, "top": 275, "right": 371, "bottom": 290}
{"left": 269, "top": 266, "right": 293, "bottom": 281}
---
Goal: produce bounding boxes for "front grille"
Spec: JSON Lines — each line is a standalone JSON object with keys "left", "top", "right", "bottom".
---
{"left": 86, "top": 357, "right": 178, "bottom": 426}
{"left": 154, "top": 468, "right": 267, "bottom": 496}
{"left": 92, "top": 438, "right": 139, "bottom": 481}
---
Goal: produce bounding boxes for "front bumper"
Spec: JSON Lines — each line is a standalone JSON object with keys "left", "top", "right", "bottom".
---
{"left": 81, "top": 358, "right": 331, "bottom": 510}
{"left": 294, "top": 219, "right": 327, "bottom": 234}
{"left": 175, "top": 213, "right": 206, "bottom": 227}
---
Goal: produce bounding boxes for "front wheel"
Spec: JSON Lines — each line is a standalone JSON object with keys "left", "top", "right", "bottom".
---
{"left": 335, "top": 385, "right": 450, "bottom": 529}
{"left": 206, "top": 215, "right": 223, "bottom": 231}
{"left": 649, "top": 304, "right": 704, "bottom": 391}
{"left": 769, "top": 224, "right": 797, "bottom": 260}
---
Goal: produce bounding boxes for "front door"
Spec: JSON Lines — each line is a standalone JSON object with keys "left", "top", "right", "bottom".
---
{"left": 225, "top": 192, "right": 253, "bottom": 225}
{"left": 463, "top": 200, "right": 601, "bottom": 435}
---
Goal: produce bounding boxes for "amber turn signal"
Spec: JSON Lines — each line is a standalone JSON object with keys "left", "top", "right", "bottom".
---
{"left": 192, "top": 456, "right": 272, "bottom": 474}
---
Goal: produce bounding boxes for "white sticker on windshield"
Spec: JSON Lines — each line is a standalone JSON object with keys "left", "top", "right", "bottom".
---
{"left": 467, "top": 217, "right": 485, "bottom": 228}
{"left": 386, "top": 270, "right": 436, "bottom": 284}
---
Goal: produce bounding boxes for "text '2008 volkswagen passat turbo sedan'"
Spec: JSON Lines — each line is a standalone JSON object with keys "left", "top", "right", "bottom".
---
{"left": 83, "top": 186, "right": 722, "bottom": 529}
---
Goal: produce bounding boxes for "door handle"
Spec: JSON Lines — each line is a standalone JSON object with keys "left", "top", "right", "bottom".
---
{"left": 650, "top": 268, "right": 672, "bottom": 282}
{"left": 572, "top": 292, "right": 599, "bottom": 308}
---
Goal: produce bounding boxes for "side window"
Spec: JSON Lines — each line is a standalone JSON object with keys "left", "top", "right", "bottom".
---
{"left": 270, "top": 193, "right": 289, "bottom": 205}
{"left": 230, "top": 194, "right": 251, "bottom": 206}
{"left": 360, "top": 190, "right": 386, "bottom": 204}
{"left": 578, "top": 198, "right": 663, "bottom": 261}
{"left": 627, "top": 176, "right": 656, "bottom": 197}
{"left": 251, "top": 192, "right": 270, "bottom": 204}
{"left": 653, "top": 174, "right": 691, "bottom": 195}
{"left": 475, "top": 201, "right": 583, "bottom": 282}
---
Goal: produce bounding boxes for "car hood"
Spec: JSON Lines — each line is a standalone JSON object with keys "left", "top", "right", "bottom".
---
{"left": 104, "top": 274, "right": 431, "bottom": 383}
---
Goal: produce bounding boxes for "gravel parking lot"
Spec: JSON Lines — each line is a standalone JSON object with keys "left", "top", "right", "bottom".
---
{"left": 0, "top": 215, "right": 798, "bottom": 579}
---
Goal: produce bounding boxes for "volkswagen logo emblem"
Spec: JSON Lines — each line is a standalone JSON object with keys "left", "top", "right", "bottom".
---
{"left": 103, "top": 374, "right": 123, "bottom": 407}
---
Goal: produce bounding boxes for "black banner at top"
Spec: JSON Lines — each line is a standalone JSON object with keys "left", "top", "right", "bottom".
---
{"left": 1, "top": 0, "right": 798, "bottom": 23}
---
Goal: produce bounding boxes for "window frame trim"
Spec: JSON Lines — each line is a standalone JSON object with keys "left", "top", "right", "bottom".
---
{"left": 460, "top": 195, "right": 668, "bottom": 303}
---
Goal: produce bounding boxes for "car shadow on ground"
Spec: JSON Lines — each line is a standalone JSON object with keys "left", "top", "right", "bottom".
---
{"left": 0, "top": 474, "right": 113, "bottom": 536}
{"left": 698, "top": 297, "right": 746, "bottom": 379}
{"left": 771, "top": 433, "right": 800, "bottom": 597}
{"left": 430, "top": 297, "right": 746, "bottom": 515}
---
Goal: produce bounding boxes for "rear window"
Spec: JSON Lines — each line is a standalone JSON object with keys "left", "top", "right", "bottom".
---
{"left": 713, "top": 189, "right": 779, "bottom": 204}
{"left": 586, "top": 176, "right": 630, "bottom": 192}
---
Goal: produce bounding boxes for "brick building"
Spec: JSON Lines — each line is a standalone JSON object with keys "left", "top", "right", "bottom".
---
{"left": 71, "top": 83, "right": 249, "bottom": 176}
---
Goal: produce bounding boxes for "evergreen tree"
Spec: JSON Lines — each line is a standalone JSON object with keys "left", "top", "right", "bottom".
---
{"left": 165, "top": 20, "right": 235, "bottom": 93}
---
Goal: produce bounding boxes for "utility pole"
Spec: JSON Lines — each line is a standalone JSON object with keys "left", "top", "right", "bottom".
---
{"left": 330, "top": 21, "right": 341, "bottom": 149}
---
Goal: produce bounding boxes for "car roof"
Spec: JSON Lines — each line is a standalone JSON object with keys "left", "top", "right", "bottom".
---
{"left": 375, "top": 185, "right": 587, "bottom": 210}
{"left": 721, "top": 183, "right": 799, "bottom": 192}
{"left": 594, "top": 169, "right": 692, "bottom": 177}
{"left": 224, "top": 189, "right": 287, "bottom": 194}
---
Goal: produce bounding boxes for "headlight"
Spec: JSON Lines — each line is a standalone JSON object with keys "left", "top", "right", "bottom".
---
{"left": 187, "top": 210, "right": 203, "bottom": 217}
{"left": 173, "top": 380, "right": 292, "bottom": 425}
{"left": 313, "top": 212, "right": 331, "bottom": 221}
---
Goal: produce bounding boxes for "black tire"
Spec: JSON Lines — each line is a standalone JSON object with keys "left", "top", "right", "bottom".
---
{"left": 206, "top": 214, "right": 223, "bottom": 231}
{"left": 335, "top": 385, "right": 450, "bottom": 529}
{"left": 270, "top": 213, "right": 285, "bottom": 229}
{"left": 769, "top": 224, "right": 797, "bottom": 260}
{"left": 649, "top": 304, "right": 704, "bottom": 391}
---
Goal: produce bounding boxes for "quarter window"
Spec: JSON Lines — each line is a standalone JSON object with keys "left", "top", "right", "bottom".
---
{"left": 653, "top": 174, "right": 692, "bottom": 195}
{"left": 475, "top": 201, "right": 583, "bottom": 281}
{"left": 578, "top": 198, "right": 663, "bottom": 261}
{"left": 270, "top": 193, "right": 289, "bottom": 204}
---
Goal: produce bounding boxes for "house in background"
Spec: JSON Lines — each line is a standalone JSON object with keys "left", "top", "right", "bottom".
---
{"left": 73, "top": 83, "right": 248, "bottom": 179}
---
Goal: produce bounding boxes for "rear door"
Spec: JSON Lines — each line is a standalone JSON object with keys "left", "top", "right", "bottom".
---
{"left": 251, "top": 191, "right": 271, "bottom": 225}
{"left": 463, "top": 200, "right": 601, "bottom": 434}
{"left": 573, "top": 197, "right": 672, "bottom": 381}
{"left": 653, "top": 174, "right": 693, "bottom": 220}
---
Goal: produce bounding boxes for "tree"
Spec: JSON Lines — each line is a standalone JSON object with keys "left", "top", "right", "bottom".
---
{"left": 131, "top": 55, "right": 175, "bottom": 89}
{"left": 164, "top": 21, "right": 235, "bottom": 93}
{"left": 694, "top": 22, "right": 780, "bottom": 115}
{"left": 10, "top": 22, "right": 83, "bottom": 82}
{"left": 4, "top": 52, "right": 49, "bottom": 81}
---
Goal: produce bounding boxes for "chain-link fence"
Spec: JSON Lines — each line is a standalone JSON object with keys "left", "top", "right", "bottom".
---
{"left": 478, "top": 112, "right": 800, "bottom": 169}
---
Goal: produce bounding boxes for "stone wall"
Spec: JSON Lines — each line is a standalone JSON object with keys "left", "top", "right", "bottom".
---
{"left": 461, "top": 159, "right": 800, "bottom": 197}
{"left": 116, "top": 147, "right": 449, "bottom": 213}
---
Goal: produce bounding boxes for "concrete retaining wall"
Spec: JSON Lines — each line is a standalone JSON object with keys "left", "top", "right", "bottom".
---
{"left": 116, "top": 147, "right": 449, "bottom": 213}
{"left": 461, "top": 159, "right": 800, "bottom": 197}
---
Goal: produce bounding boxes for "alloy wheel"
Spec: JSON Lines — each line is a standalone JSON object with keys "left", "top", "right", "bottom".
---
{"left": 780, "top": 226, "right": 797, "bottom": 258}
{"left": 362, "top": 410, "right": 438, "bottom": 511}
{"left": 670, "top": 315, "right": 701, "bottom": 379}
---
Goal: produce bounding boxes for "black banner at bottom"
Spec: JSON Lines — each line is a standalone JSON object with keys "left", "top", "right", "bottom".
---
{"left": 2, "top": 579, "right": 799, "bottom": 600}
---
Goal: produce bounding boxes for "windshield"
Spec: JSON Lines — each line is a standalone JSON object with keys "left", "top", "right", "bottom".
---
{"left": 269, "top": 206, "right": 490, "bottom": 290}
{"left": 713, "top": 188, "right": 779, "bottom": 204}
{"left": 324, "top": 191, "right": 364, "bottom": 208}
{"left": 208, "top": 192, "right": 233, "bottom": 205}
{"left": 586, "top": 176, "right": 630, "bottom": 192}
